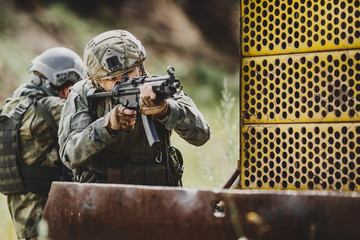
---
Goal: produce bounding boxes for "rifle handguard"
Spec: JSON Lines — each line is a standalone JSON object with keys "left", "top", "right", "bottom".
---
{"left": 139, "top": 96, "right": 169, "bottom": 120}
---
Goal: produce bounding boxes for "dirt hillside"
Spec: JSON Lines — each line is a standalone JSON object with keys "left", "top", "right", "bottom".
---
{"left": 0, "top": 0, "right": 239, "bottom": 104}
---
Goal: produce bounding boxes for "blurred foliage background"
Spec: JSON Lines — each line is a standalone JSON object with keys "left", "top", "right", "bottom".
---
{"left": 0, "top": 0, "right": 239, "bottom": 239}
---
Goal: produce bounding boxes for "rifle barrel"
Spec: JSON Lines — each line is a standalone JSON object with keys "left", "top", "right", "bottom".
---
{"left": 88, "top": 91, "right": 112, "bottom": 98}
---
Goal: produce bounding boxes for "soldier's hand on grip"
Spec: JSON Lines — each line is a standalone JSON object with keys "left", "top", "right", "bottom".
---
{"left": 103, "top": 104, "right": 136, "bottom": 131}
{"left": 139, "top": 84, "right": 169, "bottom": 119}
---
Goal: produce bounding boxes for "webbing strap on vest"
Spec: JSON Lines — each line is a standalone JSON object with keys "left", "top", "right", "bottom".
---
{"left": 34, "top": 100, "right": 58, "bottom": 133}
{"left": 0, "top": 97, "right": 60, "bottom": 195}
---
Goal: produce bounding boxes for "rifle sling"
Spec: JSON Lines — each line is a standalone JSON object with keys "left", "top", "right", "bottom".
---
{"left": 33, "top": 100, "right": 58, "bottom": 132}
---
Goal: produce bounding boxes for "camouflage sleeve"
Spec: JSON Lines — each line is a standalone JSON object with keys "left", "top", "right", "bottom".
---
{"left": 58, "top": 82, "right": 117, "bottom": 169}
{"left": 157, "top": 90, "right": 211, "bottom": 146}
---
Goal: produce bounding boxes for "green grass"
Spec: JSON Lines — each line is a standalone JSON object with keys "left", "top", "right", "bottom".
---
{"left": 37, "top": 2, "right": 108, "bottom": 51}
{"left": 0, "top": 195, "right": 17, "bottom": 240}
{"left": 173, "top": 78, "right": 239, "bottom": 188}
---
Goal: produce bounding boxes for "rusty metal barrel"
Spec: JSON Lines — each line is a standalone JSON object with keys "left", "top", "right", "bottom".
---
{"left": 41, "top": 182, "right": 360, "bottom": 240}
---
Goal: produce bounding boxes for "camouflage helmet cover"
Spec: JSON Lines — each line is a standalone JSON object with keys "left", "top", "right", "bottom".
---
{"left": 84, "top": 30, "right": 146, "bottom": 81}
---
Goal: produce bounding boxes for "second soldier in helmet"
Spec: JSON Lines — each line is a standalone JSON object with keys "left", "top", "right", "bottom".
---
{"left": 1, "top": 47, "right": 83, "bottom": 239}
{"left": 58, "top": 29, "right": 211, "bottom": 185}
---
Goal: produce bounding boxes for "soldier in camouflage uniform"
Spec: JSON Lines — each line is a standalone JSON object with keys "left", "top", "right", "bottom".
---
{"left": 1, "top": 47, "right": 83, "bottom": 239}
{"left": 58, "top": 29, "right": 211, "bottom": 186}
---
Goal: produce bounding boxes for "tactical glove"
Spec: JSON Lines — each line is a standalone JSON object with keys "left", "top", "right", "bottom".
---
{"left": 103, "top": 104, "right": 136, "bottom": 131}
{"left": 139, "top": 96, "right": 169, "bottom": 120}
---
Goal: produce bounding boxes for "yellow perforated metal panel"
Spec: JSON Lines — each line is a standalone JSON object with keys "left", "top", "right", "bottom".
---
{"left": 241, "top": 123, "right": 360, "bottom": 191}
{"left": 241, "top": 0, "right": 360, "bottom": 56}
{"left": 240, "top": 0, "right": 360, "bottom": 192}
{"left": 242, "top": 50, "right": 360, "bottom": 123}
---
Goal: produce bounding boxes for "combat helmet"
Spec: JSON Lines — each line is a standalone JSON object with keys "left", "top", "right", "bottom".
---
{"left": 83, "top": 30, "right": 146, "bottom": 85}
{"left": 28, "top": 47, "right": 84, "bottom": 95}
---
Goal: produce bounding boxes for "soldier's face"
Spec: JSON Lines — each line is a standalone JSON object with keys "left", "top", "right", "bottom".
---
{"left": 58, "top": 84, "right": 73, "bottom": 99}
{"left": 99, "top": 66, "right": 141, "bottom": 91}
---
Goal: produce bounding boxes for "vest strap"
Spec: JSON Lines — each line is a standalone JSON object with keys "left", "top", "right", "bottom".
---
{"left": 34, "top": 100, "right": 58, "bottom": 132}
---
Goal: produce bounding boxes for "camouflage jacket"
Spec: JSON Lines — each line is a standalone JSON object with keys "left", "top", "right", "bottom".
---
{"left": 2, "top": 83, "right": 64, "bottom": 239}
{"left": 58, "top": 79, "right": 211, "bottom": 182}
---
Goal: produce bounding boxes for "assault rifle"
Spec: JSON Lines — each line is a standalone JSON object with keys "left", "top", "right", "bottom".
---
{"left": 87, "top": 66, "right": 181, "bottom": 147}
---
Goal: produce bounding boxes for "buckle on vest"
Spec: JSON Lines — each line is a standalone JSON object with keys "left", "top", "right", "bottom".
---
{"left": 155, "top": 151, "right": 163, "bottom": 163}
{"left": 12, "top": 105, "right": 27, "bottom": 120}
{"left": 15, "top": 106, "right": 26, "bottom": 115}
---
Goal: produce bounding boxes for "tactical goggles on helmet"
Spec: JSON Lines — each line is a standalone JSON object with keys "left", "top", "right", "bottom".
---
{"left": 53, "top": 70, "right": 82, "bottom": 86}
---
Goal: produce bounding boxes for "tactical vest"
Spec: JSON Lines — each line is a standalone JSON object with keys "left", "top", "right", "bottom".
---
{"left": 86, "top": 96, "right": 184, "bottom": 186}
{"left": 0, "top": 97, "right": 61, "bottom": 195}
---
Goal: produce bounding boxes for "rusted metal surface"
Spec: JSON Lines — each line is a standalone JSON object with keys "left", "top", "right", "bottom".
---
{"left": 42, "top": 182, "right": 360, "bottom": 240}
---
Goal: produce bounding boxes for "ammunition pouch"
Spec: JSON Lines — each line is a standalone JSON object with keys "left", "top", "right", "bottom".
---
{"left": 101, "top": 151, "right": 167, "bottom": 185}
{"left": 167, "top": 146, "right": 184, "bottom": 186}
{"left": 108, "top": 163, "right": 166, "bottom": 186}
{"left": 106, "top": 146, "right": 184, "bottom": 187}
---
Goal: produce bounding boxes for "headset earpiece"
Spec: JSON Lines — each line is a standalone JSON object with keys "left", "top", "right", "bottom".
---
{"left": 31, "top": 75, "right": 41, "bottom": 85}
